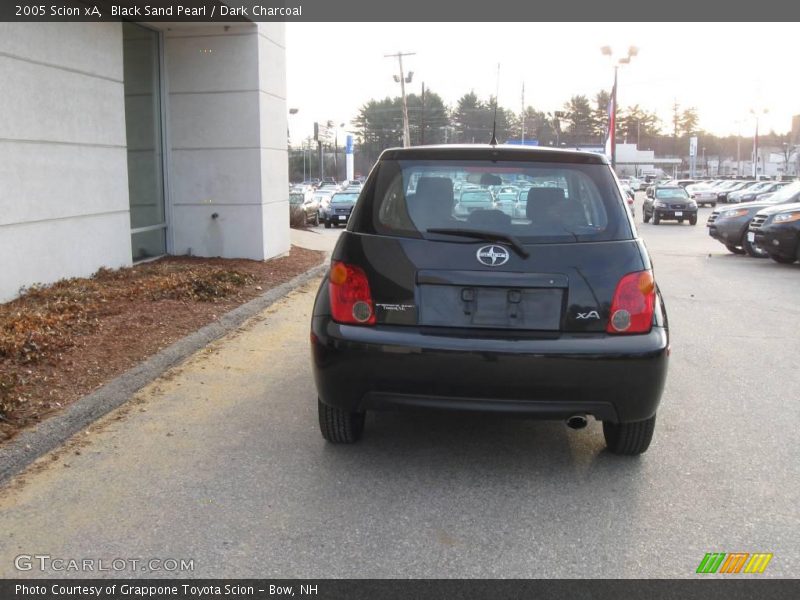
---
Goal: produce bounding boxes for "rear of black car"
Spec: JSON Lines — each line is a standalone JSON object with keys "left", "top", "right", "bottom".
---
{"left": 310, "top": 146, "right": 669, "bottom": 455}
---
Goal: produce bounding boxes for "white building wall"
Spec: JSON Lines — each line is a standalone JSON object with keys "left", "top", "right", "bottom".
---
{"left": 257, "top": 23, "right": 290, "bottom": 258}
{"left": 0, "top": 23, "right": 131, "bottom": 302}
{"left": 164, "top": 22, "right": 289, "bottom": 261}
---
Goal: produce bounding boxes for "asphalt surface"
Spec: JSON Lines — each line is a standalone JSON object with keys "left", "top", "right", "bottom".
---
{"left": 1, "top": 197, "right": 798, "bottom": 578}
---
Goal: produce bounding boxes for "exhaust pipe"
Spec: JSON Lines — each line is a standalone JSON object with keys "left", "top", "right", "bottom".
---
{"left": 566, "top": 415, "right": 588, "bottom": 430}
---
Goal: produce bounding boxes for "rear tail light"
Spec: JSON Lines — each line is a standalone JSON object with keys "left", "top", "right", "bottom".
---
{"left": 607, "top": 270, "right": 655, "bottom": 334}
{"left": 329, "top": 261, "right": 376, "bottom": 325}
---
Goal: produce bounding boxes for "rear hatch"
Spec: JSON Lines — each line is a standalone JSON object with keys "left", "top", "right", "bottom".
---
{"left": 334, "top": 147, "right": 648, "bottom": 335}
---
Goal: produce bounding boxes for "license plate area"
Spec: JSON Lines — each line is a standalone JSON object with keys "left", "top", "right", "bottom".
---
{"left": 674, "top": 211, "right": 683, "bottom": 216}
{"left": 418, "top": 285, "right": 564, "bottom": 330}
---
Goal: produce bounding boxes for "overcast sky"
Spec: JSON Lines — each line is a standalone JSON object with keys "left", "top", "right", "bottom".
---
{"left": 286, "top": 22, "right": 799, "bottom": 145}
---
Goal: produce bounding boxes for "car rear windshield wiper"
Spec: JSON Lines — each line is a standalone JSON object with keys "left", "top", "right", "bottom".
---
{"left": 425, "top": 228, "right": 530, "bottom": 258}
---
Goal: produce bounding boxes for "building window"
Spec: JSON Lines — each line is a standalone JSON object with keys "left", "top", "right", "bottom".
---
{"left": 122, "top": 22, "right": 166, "bottom": 261}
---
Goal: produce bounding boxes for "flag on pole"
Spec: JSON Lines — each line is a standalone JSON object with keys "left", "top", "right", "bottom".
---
{"left": 604, "top": 79, "right": 617, "bottom": 161}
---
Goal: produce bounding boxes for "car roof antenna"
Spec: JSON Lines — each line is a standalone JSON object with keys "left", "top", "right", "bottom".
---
{"left": 489, "top": 63, "right": 500, "bottom": 146}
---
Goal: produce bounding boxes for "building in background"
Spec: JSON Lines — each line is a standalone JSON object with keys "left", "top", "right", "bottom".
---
{"left": 613, "top": 144, "right": 682, "bottom": 178}
{"left": 0, "top": 21, "right": 289, "bottom": 302}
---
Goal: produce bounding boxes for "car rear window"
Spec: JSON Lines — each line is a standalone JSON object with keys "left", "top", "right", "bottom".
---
{"left": 358, "top": 159, "right": 631, "bottom": 243}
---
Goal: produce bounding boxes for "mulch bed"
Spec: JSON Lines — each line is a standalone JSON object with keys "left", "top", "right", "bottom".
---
{"left": 0, "top": 246, "right": 325, "bottom": 443}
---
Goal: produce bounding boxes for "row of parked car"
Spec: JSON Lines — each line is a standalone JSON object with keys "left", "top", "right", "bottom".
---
{"left": 706, "top": 180, "right": 800, "bottom": 263}
{"left": 289, "top": 179, "right": 364, "bottom": 228}
{"left": 643, "top": 177, "right": 795, "bottom": 207}
{"left": 628, "top": 176, "right": 800, "bottom": 263}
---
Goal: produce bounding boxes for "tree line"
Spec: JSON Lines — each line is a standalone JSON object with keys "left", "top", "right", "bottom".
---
{"left": 289, "top": 87, "right": 792, "bottom": 181}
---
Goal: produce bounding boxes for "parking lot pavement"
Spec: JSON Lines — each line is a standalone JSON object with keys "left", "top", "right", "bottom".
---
{"left": 0, "top": 197, "right": 797, "bottom": 578}
{"left": 290, "top": 226, "right": 344, "bottom": 253}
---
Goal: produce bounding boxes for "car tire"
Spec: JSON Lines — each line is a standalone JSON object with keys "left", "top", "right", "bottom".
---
{"left": 643, "top": 210, "right": 650, "bottom": 223}
{"left": 689, "top": 215, "right": 697, "bottom": 225}
{"left": 318, "top": 398, "right": 365, "bottom": 443}
{"left": 725, "top": 244, "right": 746, "bottom": 255}
{"left": 768, "top": 253, "right": 797, "bottom": 264}
{"left": 652, "top": 213, "right": 660, "bottom": 225}
{"left": 742, "top": 233, "right": 767, "bottom": 258}
{"left": 711, "top": 202, "right": 717, "bottom": 207}
{"left": 324, "top": 220, "right": 331, "bottom": 229}
{"left": 603, "top": 414, "right": 656, "bottom": 455}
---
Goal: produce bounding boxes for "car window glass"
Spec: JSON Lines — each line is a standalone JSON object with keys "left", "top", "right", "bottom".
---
{"left": 369, "top": 159, "right": 628, "bottom": 244}
{"left": 655, "top": 188, "right": 688, "bottom": 199}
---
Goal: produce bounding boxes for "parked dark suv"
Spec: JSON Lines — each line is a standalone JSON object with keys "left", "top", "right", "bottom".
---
{"left": 749, "top": 201, "right": 800, "bottom": 264}
{"left": 643, "top": 185, "right": 698, "bottom": 225}
{"left": 310, "top": 145, "right": 669, "bottom": 455}
{"left": 707, "top": 181, "right": 800, "bottom": 257}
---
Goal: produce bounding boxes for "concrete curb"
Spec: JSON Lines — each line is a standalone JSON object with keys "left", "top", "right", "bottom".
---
{"left": 0, "top": 261, "right": 329, "bottom": 485}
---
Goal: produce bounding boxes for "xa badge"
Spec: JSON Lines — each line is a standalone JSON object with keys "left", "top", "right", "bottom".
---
{"left": 476, "top": 245, "right": 509, "bottom": 267}
{"left": 577, "top": 310, "right": 600, "bottom": 320}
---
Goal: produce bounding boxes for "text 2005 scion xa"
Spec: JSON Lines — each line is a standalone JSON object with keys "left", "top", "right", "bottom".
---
{"left": 310, "top": 145, "right": 669, "bottom": 455}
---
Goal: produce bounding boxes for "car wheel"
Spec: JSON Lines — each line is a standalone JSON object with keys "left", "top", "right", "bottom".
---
{"left": 689, "top": 215, "right": 697, "bottom": 225}
{"left": 603, "top": 414, "right": 656, "bottom": 455}
{"left": 725, "top": 244, "right": 746, "bottom": 255}
{"left": 324, "top": 220, "right": 331, "bottom": 229}
{"left": 711, "top": 202, "right": 717, "bottom": 207}
{"left": 652, "top": 213, "right": 660, "bottom": 225}
{"left": 318, "top": 398, "right": 365, "bottom": 443}
{"left": 742, "top": 233, "right": 767, "bottom": 258}
{"left": 768, "top": 253, "right": 797, "bottom": 264}
{"left": 643, "top": 210, "right": 650, "bottom": 223}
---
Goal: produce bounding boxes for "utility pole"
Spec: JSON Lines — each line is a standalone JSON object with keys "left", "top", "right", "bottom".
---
{"left": 521, "top": 82, "right": 525, "bottom": 144}
{"left": 420, "top": 82, "right": 426, "bottom": 146}
{"left": 385, "top": 51, "right": 415, "bottom": 148}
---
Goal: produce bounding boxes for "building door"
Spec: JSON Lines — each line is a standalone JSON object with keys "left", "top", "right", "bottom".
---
{"left": 122, "top": 22, "right": 167, "bottom": 260}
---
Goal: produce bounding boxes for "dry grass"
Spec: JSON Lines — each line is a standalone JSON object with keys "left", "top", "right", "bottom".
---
{"left": 0, "top": 263, "right": 254, "bottom": 367}
{"left": 0, "top": 247, "right": 325, "bottom": 438}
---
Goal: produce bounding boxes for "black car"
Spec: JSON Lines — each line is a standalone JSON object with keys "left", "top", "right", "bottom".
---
{"left": 321, "top": 192, "right": 359, "bottom": 228}
{"left": 707, "top": 182, "right": 800, "bottom": 257}
{"left": 749, "top": 201, "right": 800, "bottom": 264}
{"left": 310, "top": 145, "right": 669, "bottom": 455}
{"left": 643, "top": 185, "right": 698, "bottom": 225}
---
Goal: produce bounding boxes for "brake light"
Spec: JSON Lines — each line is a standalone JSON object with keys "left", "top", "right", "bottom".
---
{"left": 606, "top": 270, "right": 655, "bottom": 334}
{"left": 329, "top": 261, "right": 376, "bottom": 325}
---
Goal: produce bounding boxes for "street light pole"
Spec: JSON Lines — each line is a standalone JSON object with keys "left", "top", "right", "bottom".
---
{"left": 750, "top": 108, "right": 768, "bottom": 180}
{"left": 288, "top": 107, "right": 299, "bottom": 182}
{"left": 702, "top": 146, "right": 706, "bottom": 177}
{"left": 601, "top": 45, "right": 638, "bottom": 173}
{"left": 385, "top": 51, "right": 416, "bottom": 148}
{"left": 611, "top": 64, "right": 618, "bottom": 169}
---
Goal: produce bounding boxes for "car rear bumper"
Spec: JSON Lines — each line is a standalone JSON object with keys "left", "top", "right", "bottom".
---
{"left": 311, "top": 318, "right": 669, "bottom": 423}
